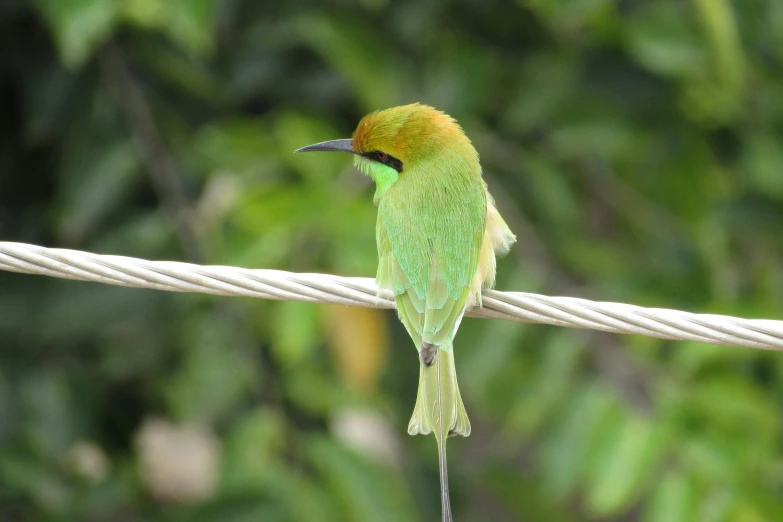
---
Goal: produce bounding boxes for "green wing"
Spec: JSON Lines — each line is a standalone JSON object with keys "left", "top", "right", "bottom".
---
{"left": 376, "top": 174, "right": 486, "bottom": 349}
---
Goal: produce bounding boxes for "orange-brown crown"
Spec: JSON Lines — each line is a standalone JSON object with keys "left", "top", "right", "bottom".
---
{"left": 351, "top": 103, "right": 474, "bottom": 164}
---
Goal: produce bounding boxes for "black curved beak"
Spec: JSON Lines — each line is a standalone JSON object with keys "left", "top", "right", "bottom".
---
{"left": 294, "top": 138, "right": 355, "bottom": 154}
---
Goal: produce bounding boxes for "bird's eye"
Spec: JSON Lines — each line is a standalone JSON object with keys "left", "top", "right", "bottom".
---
{"left": 374, "top": 150, "right": 388, "bottom": 162}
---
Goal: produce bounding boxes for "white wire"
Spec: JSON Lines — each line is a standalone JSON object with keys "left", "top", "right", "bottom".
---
{"left": 1, "top": 241, "right": 782, "bottom": 351}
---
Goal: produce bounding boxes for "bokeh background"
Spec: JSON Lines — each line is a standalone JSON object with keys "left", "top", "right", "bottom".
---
{"left": 2, "top": 0, "right": 783, "bottom": 520}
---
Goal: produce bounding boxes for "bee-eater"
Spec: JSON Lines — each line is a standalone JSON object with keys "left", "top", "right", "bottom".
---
{"left": 296, "top": 103, "right": 515, "bottom": 521}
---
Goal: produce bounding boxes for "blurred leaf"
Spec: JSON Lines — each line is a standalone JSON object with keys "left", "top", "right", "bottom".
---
{"left": 483, "top": 464, "right": 574, "bottom": 522}
{"left": 21, "top": 66, "right": 80, "bottom": 144}
{"left": 522, "top": 152, "right": 580, "bottom": 228}
{"left": 0, "top": 452, "right": 70, "bottom": 511}
{"left": 221, "top": 408, "right": 286, "bottom": 493}
{"left": 121, "top": 0, "right": 216, "bottom": 56}
{"left": 165, "top": 314, "right": 258, "bottom": 423}
{"left": 506, "top": 330, "right": 583, "bottom": 433}
{"left": 190, "top": 118, "right": 279, "bottom": 179}
{"left": 93, "top": 212, "right": 177, "bottom": 256}
{"left": 298, "top": 15, "right": 400, "bottom": 110}
{"left": 272, "top": 301, "right": 321, "bottom": 369}
{"left": 644, "top": 472, "right": 695, "bottom": 522}
{"left": 153, "top": 498, "right": 288, "bottom": 522}
{"left": 683, "top": 377, "right": 779, "bottom": 446}
{"left": 132, "top": 40, "right": 221, "bottom": 100}
{"left": 20, "top": 370, "right": 85, "bottom": 458}
{"left": 222, "top": 409, "right": 341, "bottom": 522}
{"left": 325, "top": 305, "right": 389, "bottom": 395}
{"left": 120, "top": 0, "right": 165, "bottom": 27}
{"left": 540, "top": 384, "right": 618, "bottom": 499}
{"left": 57, "top": 139, "right": 140, "bottom": 243}
{"left": 549, "top": 114, "right": 637, "bottom": 160}
{"left": 423, "top": 39, "right": 499, "bottom": 114}
{"left": 162, "top": 0, "right": 215, "bottom": 56}
{"left": 308, "top": 436, "right": 419, "bottom": 522}
{"left": 524, "top": 0, "right": 617, "bottom": 34}
{"left": 32, "top": 0, "right": 117, "bottom": 68}
{"left": 691, "top": 0, "right": 745, "bottom": 92}
{"left": 285, "top": 365, "right": 339, "bottom": 416}
{"left": 627, "top": 1, "right": 706, "bottom": 77}
{"left": 743, "top": 134, "right": 783, "bottom": 198}
{"left": 502, "top": 52, "right": 578, "bottom": 135}
{"left": 585, "top": 413, "right": 668, "bottom": 516}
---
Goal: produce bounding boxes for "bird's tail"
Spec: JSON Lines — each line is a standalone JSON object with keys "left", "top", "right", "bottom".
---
{"left": 408, "top": 342, "right": 470, "bottom": 522}
{"left": 407, "top": 342, "right": 471, "bottom": 438}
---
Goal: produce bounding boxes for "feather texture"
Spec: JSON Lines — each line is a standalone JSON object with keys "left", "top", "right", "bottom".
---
{"left": 353, "top": 104, "right": 515, "bottom": 522}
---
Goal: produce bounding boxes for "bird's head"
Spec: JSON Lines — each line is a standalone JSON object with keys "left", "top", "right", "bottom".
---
{"left": 295, "top": 103, "right": 478, "bottom": 201}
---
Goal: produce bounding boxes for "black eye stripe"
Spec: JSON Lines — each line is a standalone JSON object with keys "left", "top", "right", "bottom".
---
{"left": 364, "top": 150, "right": 403, "bottom": 173}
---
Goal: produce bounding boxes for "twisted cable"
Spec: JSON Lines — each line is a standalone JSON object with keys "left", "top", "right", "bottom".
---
{"left": 1, "top": 242, "right": 782, "bottom": 351}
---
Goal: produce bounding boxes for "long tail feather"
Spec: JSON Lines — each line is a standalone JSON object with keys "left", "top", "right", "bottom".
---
{"left": 407, "top": 344, "right": 469, "bottom": 521}
{"left": 407, "top": 343, "right": 470, "bottom": 438}
{"left": 436, "top": 350, "right": 452, "bottom": 522}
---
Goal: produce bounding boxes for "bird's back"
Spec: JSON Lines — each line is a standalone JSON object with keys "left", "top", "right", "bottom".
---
{"left": 376, "top": 147, "right": 487, "bottom": 346}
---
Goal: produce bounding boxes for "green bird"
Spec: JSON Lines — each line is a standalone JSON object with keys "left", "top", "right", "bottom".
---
{"left": 296, "top": 103, "right": 515, "bottom": 521}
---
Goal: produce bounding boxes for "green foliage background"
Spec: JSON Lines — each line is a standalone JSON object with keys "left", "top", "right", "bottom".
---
{"left": 2, "top": 0, "right": 783, "bottom": 520}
